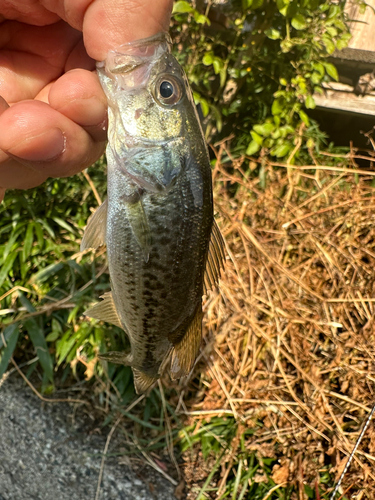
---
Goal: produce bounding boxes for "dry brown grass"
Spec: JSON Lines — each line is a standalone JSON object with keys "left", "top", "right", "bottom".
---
{"left": 178, "top": 143, "right": 375, "bottom": 499}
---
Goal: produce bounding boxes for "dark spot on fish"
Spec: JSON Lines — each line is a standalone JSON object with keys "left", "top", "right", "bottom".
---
{"left": 151, "top": 262, "right": 168, "bottom": 272}
{"left": 134, "top": 108, "right": 144, "bottom": 120}
{"left": 144, "top": 272, "right": 158, "bottom": 281}
{"left": 154, "top": 282, "right": 164, "bottom": 290}
{"left": 159, "top": 236, "right": 171, "bottom": 246}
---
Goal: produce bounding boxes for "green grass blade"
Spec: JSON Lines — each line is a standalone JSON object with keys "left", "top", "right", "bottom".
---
{"left": 23, "top": 318, "right": 54, "bottom": 383}
{"left": 0, "top": 324, "right": 20, "bottom": 378}
{"left": 196, "top": 449, "right": 226, "bottom": 500}
{"left": 22, "top": 223, "right": 34, "bottom": 261}
{"left": 0, "top": 252, "right": 18, "bottom": 288}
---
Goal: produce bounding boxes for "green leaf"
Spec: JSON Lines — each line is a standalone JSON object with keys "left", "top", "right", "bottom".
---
{"left": 322, "top": 34, "right": 336, "bottom": 55}
{"left": 23, "top": 223, "right": 34, "bottom": 261}
{"left": 0, "top": 252, "right": 18, "bottom": 288}
{"left": 310, "top": 72, "right": 322, "bottom": 85}
{"left": 213, "top": 58, "right": 224, "bottom": 74}
{"left": 324, "top": 62, "right": 338, "bottom": 81}
{"left": 52, "top": 217, "right": 75, "bottom": 234}
{"left": 219, "top": 67, "right": 227, "bottom": 89}
{"left": 31, "top": 262, "right": 65, "bottom": 284}
{"left": 211, "top": 104, "right": 223, "bottom": 133}
{"left": 271, "top": 144, "right": 290, "bottom": 157}
{"left": 46, "top": 331, "right": 60, "bottom": 342}
{"left": 337, "top": 33, "right": 352, "bottom": 50}
{"left": 291, "top": 14, "right": 306, "bottom": 30}
{"left": 24, "top": 318, "right": 54, "bottom": 383}
{"left": 56, "top": 329, "right": 76, "bottom": 366}
{"left": 312, "top": 62, "right": 325, "bottom": 76}
{"left": 34, "top": 222, "right": 45, "bottom": 249}
{"left": 250, "top": 130, "right": 263, "bottom": 145}
{"left": 272, "top": 98, "right": 283, "bottom": 115}
{"left": 246, "top": 140, "right": 261, "bottom": 156}
{"left": 253, "top": 123, "right": 275, "bottom": 137}
{"left": 0, "top": 324, "right": 19, "bottom": 379}
{"left": 265, "top": 28, "right": 281, "bottom": 40}
{"left": 305, "top": 95, "right": 316, "bottom": 109}
{"left": 299, "top": 110, "right": 310, "bottom": 126}
{"left": 193, "top": 92, "right": 210, "bottom": 118}
{"left": 172, "top": 1, "right": 194, "bottom": 14}
{"left": 193, "top": 12, "right": 210, "bottom": 25}
{"left": 202, "top": 52, "right": 214, "bottom": 66}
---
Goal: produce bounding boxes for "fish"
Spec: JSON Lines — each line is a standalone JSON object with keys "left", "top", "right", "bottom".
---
{"left": 81, "top": 32, "right": 225, "bottom": 394}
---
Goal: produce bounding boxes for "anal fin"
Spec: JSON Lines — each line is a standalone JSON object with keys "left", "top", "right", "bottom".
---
{"left": 84, "top": 291, "right": 122, "bottom": 328}
{"left": 204, "top": 218, "right": 226, "bottom": 293}
{"left": 80, "top": 199, "right": 108, "bottom": 251}
{"left": 132, "top": 368, "right": 158, "bottom": 394}
{"left": 170, "top": 307, "right": 203, "bottom": 380}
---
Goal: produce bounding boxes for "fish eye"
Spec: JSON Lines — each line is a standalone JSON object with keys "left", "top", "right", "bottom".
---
{"left": 160, "top": 81, "right": 173, "bottom": 98}
{"left": 154, "top": 75, "right": 183, "bottom": 106}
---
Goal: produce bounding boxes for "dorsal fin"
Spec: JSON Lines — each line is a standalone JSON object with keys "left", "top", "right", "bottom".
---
{"left": 132, "top": 368, "right": 158, "bottom": 394}
{"left": 80, "top": 199, "right": 108, "bottom": 251}
{"left": 84, "top": 291, "right": 122, "bottom": 328}
{"left": 204, "top": 218, "right": 226, "bottom": 293}
{"left": 170, "top": 307, "right": 203, "bottom": 380}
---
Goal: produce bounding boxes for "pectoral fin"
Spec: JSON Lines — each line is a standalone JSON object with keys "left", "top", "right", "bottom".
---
{"left": 170, "top": 308, "right": 203, "bottom": 380}
{"left": 132, "top": 368, "right": 158, "bottom": 394}
{"left": 99, "top": 350, "right": 131, "bottom": 365}
{"left": 204, "top": 219, "right": 226, "bottom": 293}
{"left": 126, "top": 198, "right": 151, "bottom": 263}
{"left": 84, "top": 291, "right": 122, "bottom": 328}
{"left": 80, "top": 199, "right": 108, "bottom": 251}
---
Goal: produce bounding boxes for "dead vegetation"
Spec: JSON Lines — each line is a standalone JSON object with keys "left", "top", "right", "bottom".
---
{"left": 177, "top": 143, "right": 375, "bottom": 499}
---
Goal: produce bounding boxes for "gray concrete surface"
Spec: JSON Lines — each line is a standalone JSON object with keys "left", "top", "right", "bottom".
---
{"left": 0, "top": 375, "right": 177, "bottom": 500}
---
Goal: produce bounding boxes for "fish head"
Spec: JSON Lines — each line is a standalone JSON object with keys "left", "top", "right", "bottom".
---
{"left": 98, "top": 33, "right": 197, "bottom": 148}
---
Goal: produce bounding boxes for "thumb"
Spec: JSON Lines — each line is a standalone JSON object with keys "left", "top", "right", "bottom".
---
{"left": 82, "top": 0, "right": 174, "bottom": 61}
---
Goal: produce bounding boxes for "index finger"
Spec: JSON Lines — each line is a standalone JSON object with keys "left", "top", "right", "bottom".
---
{"left": 40, "top": 0, "right": 174, "bottom": 61}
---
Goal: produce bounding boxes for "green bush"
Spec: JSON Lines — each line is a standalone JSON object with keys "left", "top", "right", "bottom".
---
{"left": 171, "top": 0, "right": 357, "bottom": 160}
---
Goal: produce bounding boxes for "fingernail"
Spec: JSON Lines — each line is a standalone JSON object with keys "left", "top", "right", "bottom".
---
{"left": 7, "top": 128, "right": 66, "bottom": 162}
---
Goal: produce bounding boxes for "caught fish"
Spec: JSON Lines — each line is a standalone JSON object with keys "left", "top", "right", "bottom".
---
{"left": 81, "top": 33, "right": 225, "bottom": 394}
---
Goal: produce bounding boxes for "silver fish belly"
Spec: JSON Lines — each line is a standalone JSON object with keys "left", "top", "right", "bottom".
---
{"left": 81, "top": 33, "right": 225, "bottom": 394}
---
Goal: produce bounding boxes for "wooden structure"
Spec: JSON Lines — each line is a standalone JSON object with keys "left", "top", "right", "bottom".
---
{"left": 314, "top": 0, "right": 375, "bottom": 117}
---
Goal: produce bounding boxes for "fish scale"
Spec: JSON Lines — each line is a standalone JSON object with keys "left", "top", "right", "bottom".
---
{"left": 81, "top": 33, "right": 225, "bottom": 393}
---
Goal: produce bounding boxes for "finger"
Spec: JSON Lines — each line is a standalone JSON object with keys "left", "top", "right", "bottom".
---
{"left": 41, "top": 0, "right": 174, "bottom": 61}
{"left": 0, "top": 2, "right": 59, "bottom": 25}
{"left": 48, "top": 69, "right": 107, "bottom": 142}
{"left": 0, "top": 99, "right": 47, "bottom": 190}
{"left": 0, "top": 156, "right": 47, "bottom": 190}
{"left": 0, "top": 20, "right": 83, "bottom": 102}
{"left": 0, "top": 100, "right": 106, "bottom": 182}
{"left": 0, "top": 95, "right": 9, "bottom": 112}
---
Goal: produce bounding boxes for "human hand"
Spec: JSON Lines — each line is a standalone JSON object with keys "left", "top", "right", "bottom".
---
{"left": 0, "top": 0, "right": 173, "bottom": 202}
